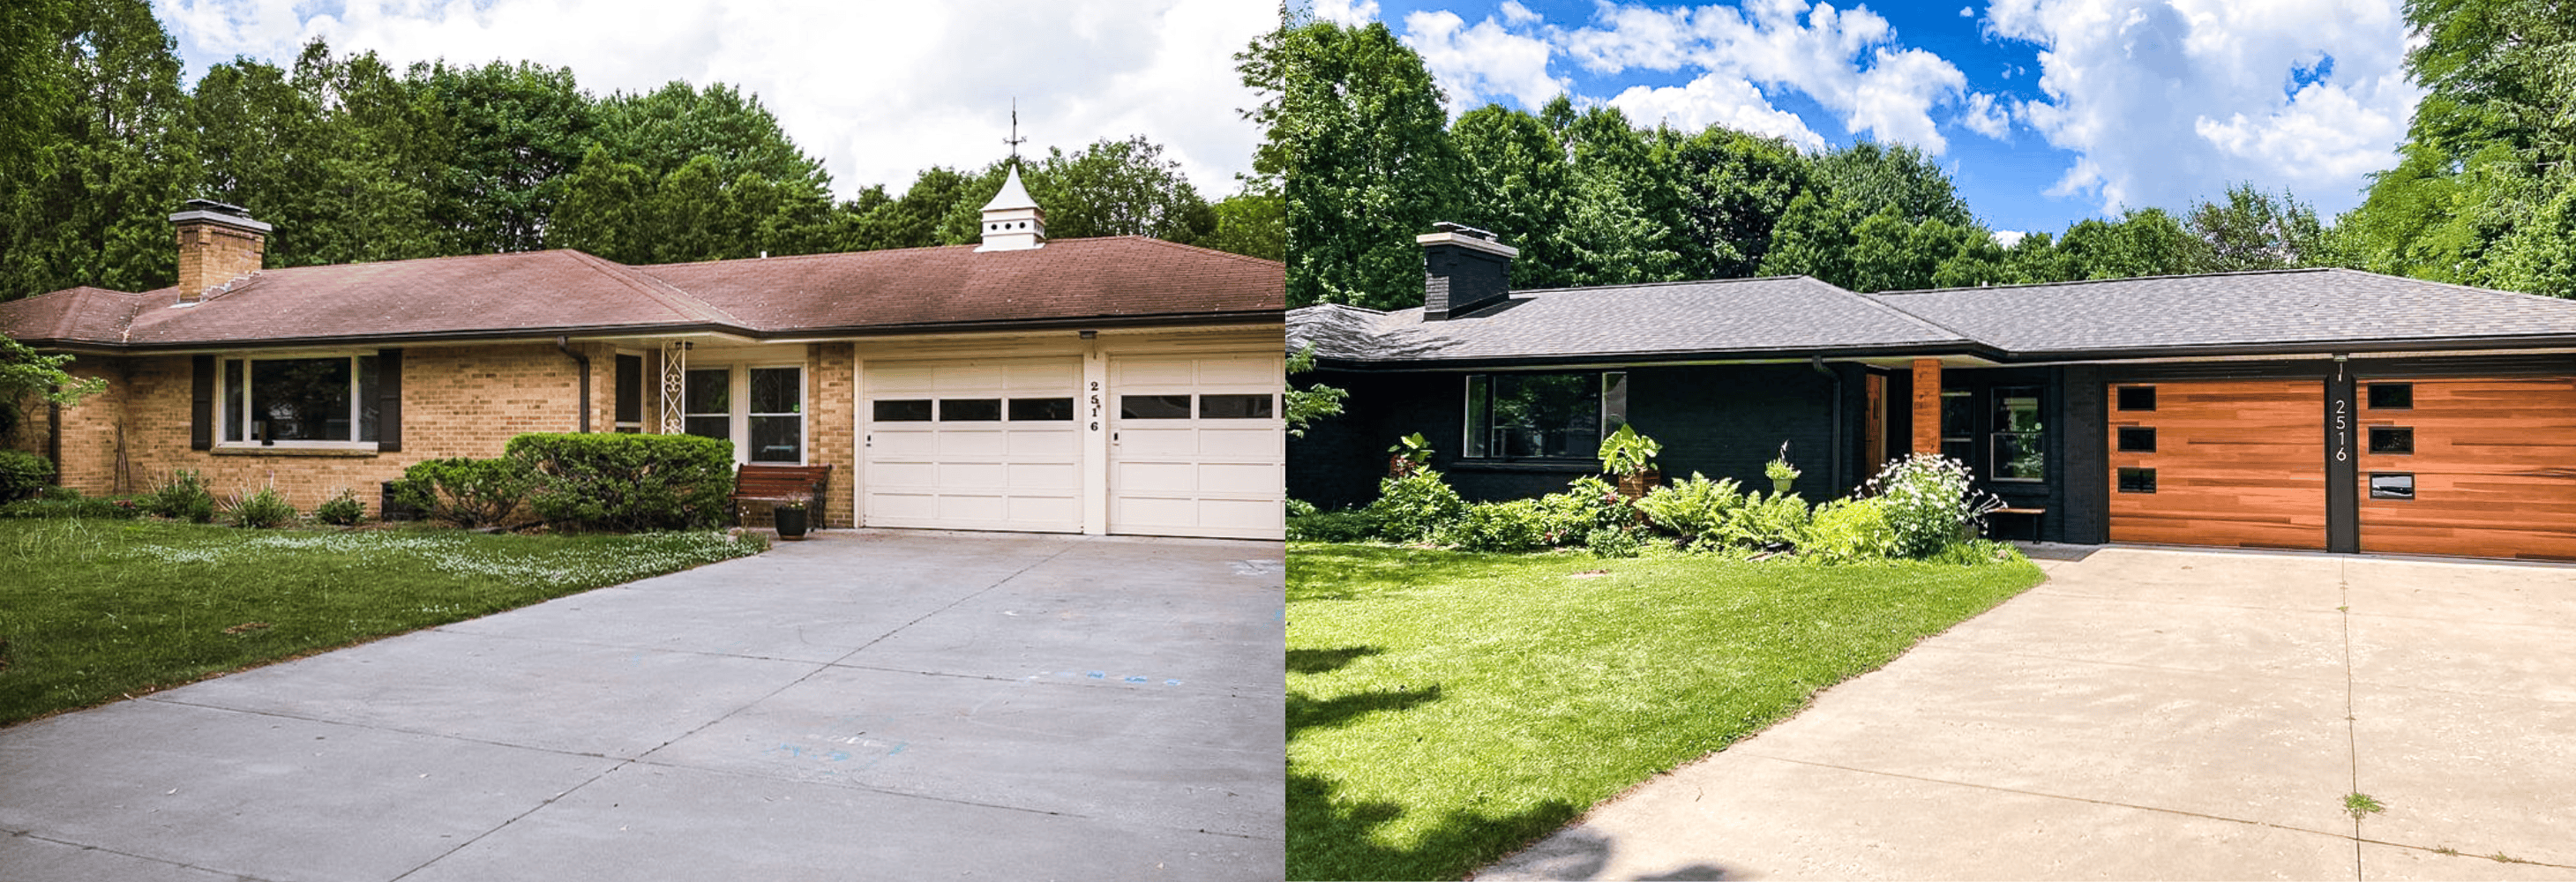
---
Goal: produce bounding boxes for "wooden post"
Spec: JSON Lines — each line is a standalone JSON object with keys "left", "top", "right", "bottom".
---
{"left": 1911, "top": 358, "right": 1943, "bottom": 455}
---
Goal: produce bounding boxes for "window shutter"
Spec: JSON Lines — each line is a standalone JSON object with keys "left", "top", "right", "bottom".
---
{"left": 378, "top": 348, "right": 403, "bottom": 452}
{"left": 191, "top": 355, "right": 215, "bottom": 450}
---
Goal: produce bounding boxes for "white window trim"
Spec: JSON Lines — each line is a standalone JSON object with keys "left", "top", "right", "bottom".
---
{"left": 685, "top": 361, "right": 806, "bottom": 466}
{"left": 216, "top": 350, "right": 381, "bottom": 451}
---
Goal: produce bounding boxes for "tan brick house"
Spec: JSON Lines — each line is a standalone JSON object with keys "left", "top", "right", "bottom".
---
{"left": 0, "top": 170, "right": 1288, "bottom": 539}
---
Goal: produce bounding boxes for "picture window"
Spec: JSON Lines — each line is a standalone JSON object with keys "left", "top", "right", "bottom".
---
{"left": 1463, "top": 371, "right": 1626, "bottom": 460}
{"left": 221, "top": 354, "right": 379, "bottom": 445}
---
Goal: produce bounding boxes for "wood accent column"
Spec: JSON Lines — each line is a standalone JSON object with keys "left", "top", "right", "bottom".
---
{"left": 1911, "top": 358, "right": 1943, "bottom": 454}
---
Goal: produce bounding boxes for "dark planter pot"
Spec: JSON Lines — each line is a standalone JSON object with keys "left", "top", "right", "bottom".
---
{"left": 774, "top": 506, "right": 810, "bottom": 540}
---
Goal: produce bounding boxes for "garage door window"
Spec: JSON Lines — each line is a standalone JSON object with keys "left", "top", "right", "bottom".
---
{"left": 1011, "top": 398, "right": 1075, "bottom": 421}
{"left": 1199, "top": 393, "right": 1275, "bottom": 419}
{"left": 2369, "top": 472, "right": 2415, "bottom": 500}
{"left": 873, "top": 400, "right": 932, "bottom": 421}
{"left": 2117, "top": 467, "right": 2157, "bottom": 494}
{"left": 2368, "top": 384, "right": 2413, "bottom": 409}
{"left": 2368, "top": 426, "right": 2414, "bottom": 455}
{"left": 1120, "top": 395, "right": 1194, "bottom": 419}
{"left": 941, "top": 399, "right": 1003, "bottom": 421}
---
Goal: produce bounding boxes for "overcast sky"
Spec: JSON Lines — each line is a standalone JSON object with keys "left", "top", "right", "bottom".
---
{"left": 1325, "top": 0, "right": 2422, "bottom": 237}
{"left": 152, "top": 0, "right": 1275, "bottom": 201}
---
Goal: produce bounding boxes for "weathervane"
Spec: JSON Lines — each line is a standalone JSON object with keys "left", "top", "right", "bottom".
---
{"left": 1004, "top": 99, "right": 1027, "bottom": 164}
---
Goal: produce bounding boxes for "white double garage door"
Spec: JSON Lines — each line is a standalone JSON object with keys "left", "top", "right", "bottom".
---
{"left": 861, "top": 353, "right": 1283, "bottom": 539}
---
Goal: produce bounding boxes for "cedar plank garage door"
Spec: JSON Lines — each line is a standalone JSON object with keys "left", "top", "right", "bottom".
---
{"left": 2356, "top": 377, "right": 2576, "bottom": 561}
{"left": 2108, "top": 379, "right": 2326, "bottom": 549}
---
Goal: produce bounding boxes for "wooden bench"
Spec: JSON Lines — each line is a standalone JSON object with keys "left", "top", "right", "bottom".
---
{"left": 1989, "top": 506, "right": 2047, "bottom": 542}
{"left": 732, "top": 463, "right": 833, "bottom": 527}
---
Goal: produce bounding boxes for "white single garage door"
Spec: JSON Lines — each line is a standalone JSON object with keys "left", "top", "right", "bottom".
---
{"left": 1110, "top": 354, "right": 1285, "bottom": 540}
{"left": 865, "top": 357, "right": 1082, "bottom": 533}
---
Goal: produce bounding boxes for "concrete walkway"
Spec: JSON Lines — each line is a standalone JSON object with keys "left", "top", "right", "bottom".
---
{"left": 0, "top": 530, "right": 1285, "bottom": 881}
{"left": 1477, "top": 547, "right": 2576, "bottom": 881}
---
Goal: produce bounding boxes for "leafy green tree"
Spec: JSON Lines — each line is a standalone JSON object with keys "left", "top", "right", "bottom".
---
{"left": 2184, "top": 183, "right": 2323, "bottom": 272}
{"left": 0, "top": 0, "right": 195, "bottom": 301}
{"left": 0, "top": 0, "right": 74, "bottom": 181}
{"left": 1449, "top": 103, "right": 1572, "bottom": 288}
{"left": 1, "top": 333, "right": 107, "bottom": 440}
{"left": 1204, "top": 181, "right": 1285, "bottom": 260}
{"left": 185, "top": 41, "right": 447, "bottom": 269}
{"left": 1281, "top": 19, "right": 1463, "bottom": 309}
{"left": 1758, "top": 142, "right": 1976, "bottom": 288}
{"left": 1553, "top": 103, "right": 1692, "bottom": 287}
{"left": 1660, "top": 123, "right": 1809, "bottom": 280}
{"left": 415, "top": 58, "right": 596, "bottom": 255}
{"left": 1023, "top": 136, "right": 1217, "bottom": 243}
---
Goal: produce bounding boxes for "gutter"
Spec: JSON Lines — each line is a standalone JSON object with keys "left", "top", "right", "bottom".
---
{"left": 556, "top": 336, "right": 591, "bottom": 433}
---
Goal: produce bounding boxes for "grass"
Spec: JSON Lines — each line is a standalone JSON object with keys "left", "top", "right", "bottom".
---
{"left": 1286, "top": 542, "right": 2048, "bottom": 881}
{"left": 0, "top": 518, "right": 764, "bottom": 726}
{"left": 2345, "top": 791, "right": 2386, "bottom": 821}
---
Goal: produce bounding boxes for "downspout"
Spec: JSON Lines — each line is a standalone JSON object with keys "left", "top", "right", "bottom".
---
{"left": 1810, "top": 355, "right": 1843, "bottom": 496}
{"left": 556, "top": 336, "right": 591, "bottom": 433}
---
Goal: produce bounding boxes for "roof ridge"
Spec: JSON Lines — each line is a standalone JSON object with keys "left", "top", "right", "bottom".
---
{"left": 564, "top": 250, "right": 748, "bottom": 327}
{"left": 1514, "top": 273, "right": 1827, "bottom": 296}
{"left": 1873, "top": 265, "right": 2333, "bottom": 296}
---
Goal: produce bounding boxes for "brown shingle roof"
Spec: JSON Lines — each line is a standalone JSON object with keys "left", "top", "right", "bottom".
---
{"left": 636, "top": 236, "right": 1284, "bottom": 333}
{"left": 0, "top": 237, "right": 1283, "bottom": 349}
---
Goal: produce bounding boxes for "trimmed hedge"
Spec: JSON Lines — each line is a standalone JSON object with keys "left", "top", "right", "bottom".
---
{"left": 505, "top": 432, "right": 734, "bottom": 532}
{"left": 391, "top": 457, "right": 535, "bottom": 528}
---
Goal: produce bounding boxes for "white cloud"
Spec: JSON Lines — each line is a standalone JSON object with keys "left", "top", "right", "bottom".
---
{"left": 1551, "top": 0, "right": 1973, "bottom": 153}
{"left": 1500, "top": 1, "right": 1541, "bottom": 26}
{"left": 1962, "top": 91, "right": 2011, "bottom": 138}
{"left": 1404, "top": 8, "right": 1569, "bottom": 115}
{"left": 1608, "top": 75, "right": 1826, "bottom": 148}
{"left": 1985, "top": 0, "right": 2418, "bottom": 217}
{"left": 151, "top": 0, "right": 1271, "bottom": 200}
{"left": 1311, "top": 0, "right": 1381, "bottom": 26}
{"left": 1991, "top": 228, "right": 2026, "bottom": 247}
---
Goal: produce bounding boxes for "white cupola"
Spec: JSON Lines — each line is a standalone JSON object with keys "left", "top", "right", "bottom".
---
{"left": 976, "top": 164, "right": 1045, "bottom": 251}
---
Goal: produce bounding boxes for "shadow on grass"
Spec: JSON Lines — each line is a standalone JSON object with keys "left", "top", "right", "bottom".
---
{"left": 1287, "top": 645, "right": 1381, "bottom": 675}
{"left": 1288, "top": 684, "right": 1440, "bottom": 732}
{"left": 1289, "top": 769, "right": 1582, "bottom": 881}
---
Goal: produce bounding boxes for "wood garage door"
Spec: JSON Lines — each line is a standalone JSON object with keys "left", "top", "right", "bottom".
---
{"left": 1108, "top": 354, "right": 1285, "bottom": 540}
{"left": 864, "top": 357, "right": 1082, "bottom": 533}
{"left": 2108, "top": 379, "right": 2326, "bottom": 549}
{"left": 2355, "top": 377, "right": 2576, "bottom": 560}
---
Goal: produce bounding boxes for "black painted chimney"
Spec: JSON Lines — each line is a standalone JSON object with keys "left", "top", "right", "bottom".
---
{"left": 1419, "top": 222, "right": 1516, "bottom": 320}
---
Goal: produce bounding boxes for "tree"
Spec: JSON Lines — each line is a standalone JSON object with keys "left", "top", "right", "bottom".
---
{"left": 1552, "top": 104, "right": 1690, "bottom": 287}
{"left": 1660, "top": 123, "right": 1808, "bottom": 280}
{"left": 184, "top": 41, "right": 447, "bottom": 269}
{"left": 0, "top": 0, "right": 195, "bottom": 301}
{"left": 1022, "top": 136, "right": 1217, "bottom": 243}
{"left": 1204, "top": 181, "right": 1285, "bottom": 260}
{"left": 1281, "top": 20, "right": 1463, "bottom": 309}
{"left": 1285, "top": 346, "right": 1346, "bottom": 438}
{"left": 0, "top": 333, "right": 107, "bottom": 441}
{"left": 415, "top": 58, "right": 596, "bottom": 254}
{"left": 2184, "top": 184, "right": 2323, "bottom": 272}
{"left": 1758, "top": 141, "right": 1977, "bottom": 288}
{"left": 1449, "top": 103, "right": 1572, "bottom": 288}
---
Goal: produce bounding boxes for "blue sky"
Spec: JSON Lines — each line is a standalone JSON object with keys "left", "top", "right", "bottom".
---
{"left": 1320, "top": 0, "right": 2420, "bottom": 237}
{"left": 149, "top": 0, "right": 1269, "bottom": 200}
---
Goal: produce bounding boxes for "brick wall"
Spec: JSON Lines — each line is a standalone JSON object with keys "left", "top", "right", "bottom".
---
{"left": 811, "top": 342, "right": 856, "bottom": 527}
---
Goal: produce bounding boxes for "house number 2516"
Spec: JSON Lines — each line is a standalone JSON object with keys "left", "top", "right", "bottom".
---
{"left": 2333, "top": 399, "right": 2350, "bottom": 462}
{"left": 1089, "top": 381, "right": 1102, "bottom": 431}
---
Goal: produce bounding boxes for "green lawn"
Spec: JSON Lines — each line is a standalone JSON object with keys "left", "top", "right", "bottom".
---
{"left": 0, "top": 518, "right": 763, "bottom": 726}
{"left": 1287, "top": 542, "right": 2047, "bottom": 881}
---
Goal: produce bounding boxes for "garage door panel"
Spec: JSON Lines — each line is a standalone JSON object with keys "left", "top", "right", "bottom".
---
{"left": 2108, "top": 378, "right": 2325, "bottom": 550}
{"left": 865, "top": 357, "right": 1082, "bottom": 534}
{"left": 1199, "top": 427, "right": 1283, "bottom": 455}
{"left": 1106, "top": 353, "right": 1285, "bottom": 540}
{"left": 1198, "top": 462, "right": 1280, "bottom": 494}
{"left": 2360, "top": 376, "right": 2576, "bottom": 560}
{"left": 1113, "top": 460, "right": 1197, "bottom": 493}
{"left": 1116, "top": 427, "right": 1199, "bottom": 455}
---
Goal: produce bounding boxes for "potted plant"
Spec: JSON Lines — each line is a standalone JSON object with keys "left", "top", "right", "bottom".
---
{"left": 774, "top": 500, "right": 811, "bottom": 540}
{"left": 1598, "top": 424, "right": 1663, "bottom": 498}
{"left": 1766, "top": 442, "right": 1801, "bottom": 495}
{"left": 1388, "top": 432, "right": 1434, "bottom": 477}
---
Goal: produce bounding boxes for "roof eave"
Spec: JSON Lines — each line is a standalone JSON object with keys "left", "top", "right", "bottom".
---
{"left": 1303, "top": 340, "right": 1997, "bottom": 371}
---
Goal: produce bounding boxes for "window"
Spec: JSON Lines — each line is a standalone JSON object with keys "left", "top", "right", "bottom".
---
{"left": 2116, "top": 385, "right": 2156, "bottom": 412}
{"left": 1991, "top": 386, "right": 2044, "bottom": 482}
{"left": 685, "top": 363, "right": 805, "bottom": 463}
{"left": 1010, "top": 398, "right": 1075, "bottom": 421}
{"left": 873, "top": 400, "right": 932, "bottom": 422}
{"left": 1464, "top": 371, "right": 1626, "bottom": 460}
{"left": 2368, "top": 427, "right": 2414, "bottom": 455}
{"left": 614, "top": 354, "right": 644, "bottom": 432}
{"left": 219, "top": 354, "right": 380, "bottom": 446}
{"left": 1120, "top": 395, "right": 1193, "bottom": 419}
{"left": 2117, "top": 426, "right": 2157, "bottom": 452}
{"left": 2368, "top": 383, "right": 2413, "bottom": 409}
{"left": 2118, "top": 467, "right": 2157, "bottom": 494}
{"left": 940, "top": 399, "right": 1003, "bottom": 422}
{"left": 1939, "top": 390, "right": 1973, "bottom": 463}
{"left": 1199, "top": 393, "right": 1276, "bottom": 419}
{"left": 2369, "top": 472, "right": 2415, "bottom": 500}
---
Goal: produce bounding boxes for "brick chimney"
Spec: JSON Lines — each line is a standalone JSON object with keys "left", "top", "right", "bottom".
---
{"left": 1419, "top": 222, "right": 1516, "bottom": 320}
{"left": 171, "top": 199, "right": 268, "bottom": 303}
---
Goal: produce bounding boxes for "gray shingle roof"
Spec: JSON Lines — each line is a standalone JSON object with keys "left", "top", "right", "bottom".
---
{"left": 1293, "top": 276, "right": 1973, "bottom": 365}
{"left": 1295, "top": 266, "right": 2576, "bottom": 364}
{"left": 1870, "top": 268, "right": 2576, "bottom": 355}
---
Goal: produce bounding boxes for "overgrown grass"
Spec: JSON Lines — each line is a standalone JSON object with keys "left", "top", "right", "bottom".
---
{"left": 0, "top": 519, "right": 764, "bottom": 726}
{"left": 1286, "top": 542, "right": 2047, "bottom": 881}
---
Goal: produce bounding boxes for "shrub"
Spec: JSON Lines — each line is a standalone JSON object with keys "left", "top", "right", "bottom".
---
{"left": 313, "top": 488, "right": 367, "bottom": 526}
{"left": 1726, "top": 490, "right": 1811, "bottom": 549}
{"left": 221, "top": 483, "right": 297, "bottom": 528}
{"left": 1442, "top": 499, "right": 1553, "bottom": 552}
{"left": 505, "top": 433, "right": 735, "bottom": 531}
{"left": 1801, "top": 497, "right": 1898, "bottom": 563}
{"left": 1635, "top": 473, "right": 1747, "bottom": 546}
{"left": 1366, "top": 469, "right": 1466, "bottom": 542}
{"left": 141, "top": 469, "right": 216, "bottom": 523}
{"left": 1288, "top": 508, "right": 1381, "bottom": 542}
{"left": 0, "top": 487, "right": 139, "bottom": 519}
{"left": 1865, "top": 454, "right": 1996, "bottom": 557}
{"left": 393, "top": 457, "right": 535, "bottom": 528}
{"left": 1582, "top": 526, "right": 1644, "bottom": 558}
{"left": 1534, "top": 475, "right": 1631, "bottom": 544}
{"left": 0, "top": 451, "right": 54, "bottom": 503}
{"left": 1286, "top": 498, "right": 1319, "bottom": 519}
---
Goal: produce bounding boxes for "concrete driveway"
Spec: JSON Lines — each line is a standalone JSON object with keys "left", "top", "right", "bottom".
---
{"left": 0, "top": 530, "right": 1284, "bottom": 881}
{"left": 1479, "top": 548, "right": 2576, "bottom": 881}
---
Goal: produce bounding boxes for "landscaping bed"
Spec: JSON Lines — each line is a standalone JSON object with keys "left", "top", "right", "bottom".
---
{"left": 0, "top": 518, "right": 761, "bottom": 727}
{"left": 1286, "top": 542, "right": 2045, "bottom": 881}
